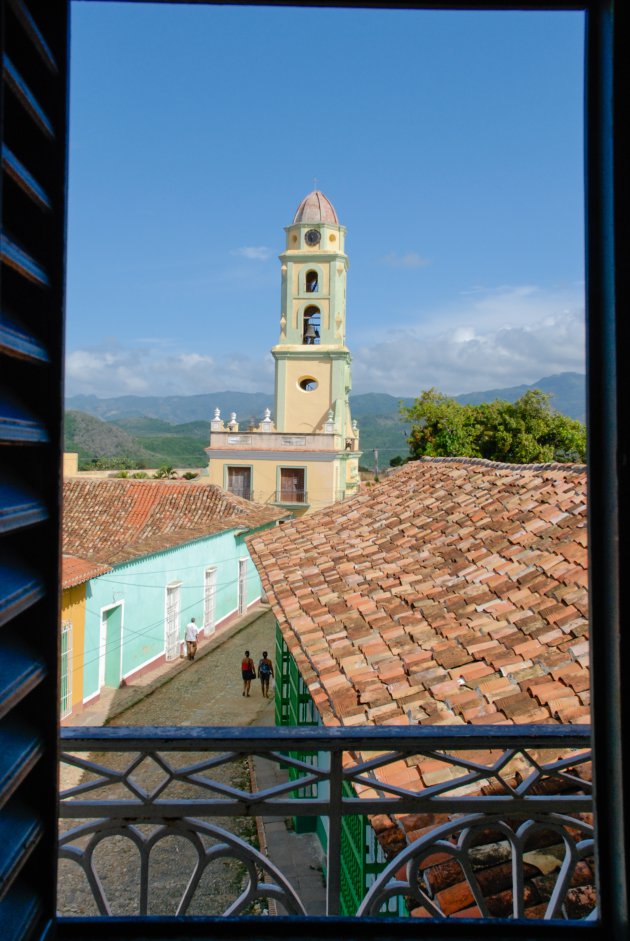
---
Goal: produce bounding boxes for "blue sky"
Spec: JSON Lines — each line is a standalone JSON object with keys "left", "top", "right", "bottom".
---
{"left": 66, "top": 2, "right": 585, "bottom": 399}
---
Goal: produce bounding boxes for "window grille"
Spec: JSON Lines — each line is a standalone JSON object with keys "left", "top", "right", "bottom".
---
{"left": 164, "top": 583, "right": 181, "bottom": 661}
{"left": 59, "top": 620, "right": 72, "bottom": 719}
{"left": 203, "top": 566, "right": 217, "bottom": 633}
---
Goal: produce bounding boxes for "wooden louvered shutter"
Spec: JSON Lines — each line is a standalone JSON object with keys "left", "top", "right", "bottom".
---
{"left": 0, "top": 1, "right": 68, "bottom": 939}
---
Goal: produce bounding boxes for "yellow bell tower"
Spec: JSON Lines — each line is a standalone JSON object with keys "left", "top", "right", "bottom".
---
{"left": 206, "top": 191, "right": 361, "bottom": 515}
{"left": 274, "top": 191, "right": 353, "bottom": 441}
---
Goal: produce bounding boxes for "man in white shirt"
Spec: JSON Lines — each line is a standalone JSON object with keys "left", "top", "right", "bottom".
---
{"left": 185, "top": 617, "right": 199, "bottom": 661}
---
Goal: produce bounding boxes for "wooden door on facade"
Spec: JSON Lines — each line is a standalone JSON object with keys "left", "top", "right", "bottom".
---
{"left": 280, "top": 468, "right": 305, "bottom": 503}
{"left": 227, "top": 466, "right": 251, "bottom": 500}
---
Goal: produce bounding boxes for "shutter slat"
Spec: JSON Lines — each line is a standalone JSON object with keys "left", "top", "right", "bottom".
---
{"left": 0, "top": 801, "right": 42, "bottom": 899}
{"left": 0, "top": 232, "right": 49, "bottom": 285}
{"left": 0, "top": 882, "right": 41, "bottom": 941}
{"left": 0, "top": 724, "right": 42, "bottom": 810}
{"left": 3, "top": 148, "right": 51, "bottom": 209}
{"left": 7, "top": 0, "right": 57, "bottom": 74}
{"left": 0, "top": 482, "right": 47, "bottom": 534}
{"left": 0, "top": 316, "right": 48, "bottom": 363}
{"left": 0, "top": 648, "right": 45, "bottom": 722}
{"left": 0, "top": 0, "right": 68, "bottom": 936}
{"left": 2, "top": 56, "right": 53, "bottom": 137}
{"left": 0, "top": 402, "right": 47, "bottom": 443}
{"left": 0, "top": 559, "right": 44, "bottom": 626}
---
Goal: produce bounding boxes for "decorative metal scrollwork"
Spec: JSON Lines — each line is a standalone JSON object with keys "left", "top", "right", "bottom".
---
{"left": 59, "top": 817, "right": 306, "bottom": 916}
{"left": 358, "top": 813, "right": 595, "bottom": 920}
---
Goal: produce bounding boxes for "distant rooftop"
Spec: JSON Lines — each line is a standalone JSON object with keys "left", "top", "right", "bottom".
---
{"left": 63, "top": 478, "right": 286, "bottom": 566}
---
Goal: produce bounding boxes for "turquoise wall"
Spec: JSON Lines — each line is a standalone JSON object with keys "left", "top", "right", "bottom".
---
{"left": 83, "top": 528, "right": 264, "bottom": 702}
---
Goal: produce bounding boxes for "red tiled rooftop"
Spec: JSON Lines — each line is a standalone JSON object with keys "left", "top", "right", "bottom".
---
{"left": 63, "top": 478, "right": 286, "bottom": 566}
{"left": 62, "top": 554, "right": 111, "bottom": 589}
{"left": 249, "top": 457, "right": 589, "bottom": 731}
{"left": 249, "top": 457, "right": 593, "bottom": 917}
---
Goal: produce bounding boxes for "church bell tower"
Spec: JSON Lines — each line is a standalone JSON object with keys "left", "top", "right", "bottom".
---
{"left": 207, "top": 190, "right": 360, "bottom": 514}
{"left": 273, "top": 190, "right": 353, "bottom": 441}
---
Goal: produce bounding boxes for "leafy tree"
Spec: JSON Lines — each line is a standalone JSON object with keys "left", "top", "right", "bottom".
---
{"left": 401, "top": 389, "right": 586, "bottom": 464}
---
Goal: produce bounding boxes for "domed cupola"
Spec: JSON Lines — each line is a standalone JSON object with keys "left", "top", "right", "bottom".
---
{"left": 292, "top": 190, "right": 339, "bottom": 224}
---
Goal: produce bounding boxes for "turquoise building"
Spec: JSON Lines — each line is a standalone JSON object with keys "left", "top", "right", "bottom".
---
{"left": 63, "top": 478, "right": 284, "bottom": 708}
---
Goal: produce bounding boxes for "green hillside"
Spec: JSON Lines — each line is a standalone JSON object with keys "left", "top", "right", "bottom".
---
{"left": 64, "top": 374, "right": 585, "bottom": 470}
{"left": 65, "top": 411, "right": 208, "bottom": 469}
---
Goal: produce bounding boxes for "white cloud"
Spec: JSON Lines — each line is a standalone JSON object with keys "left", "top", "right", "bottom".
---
{"left": 381, "top": 251, "right": 430, "bottom": 269}
{"left": 65, "top": 284, "right": 585, "bottom": 401}
{"left": 231, "top": 246, "right": 273, "bottom": 261}
{"left": 65, "top": 340, "right": 274, "bottom": 397}
{"left": 351, "top": 284, "right": 585, "bottom": 396}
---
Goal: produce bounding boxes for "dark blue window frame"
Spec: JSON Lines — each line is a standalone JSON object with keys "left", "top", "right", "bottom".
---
{"left": 0, "top": 1, "right": 627, "bottom": 939}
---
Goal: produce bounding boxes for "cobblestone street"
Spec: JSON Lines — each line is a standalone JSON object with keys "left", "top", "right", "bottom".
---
{"left": 108, "top": 607, "right": 278, "bottom": 729}
{"left": 58, "top": 608, "right": 324, "bottom": 917}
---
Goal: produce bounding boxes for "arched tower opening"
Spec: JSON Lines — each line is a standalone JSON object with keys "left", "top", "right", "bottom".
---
{"left": 303, "top": 306, "right": 321, "bottom": 344}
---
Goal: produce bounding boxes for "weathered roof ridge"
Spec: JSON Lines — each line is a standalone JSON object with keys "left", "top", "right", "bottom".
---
{"left": 417, "top": 455, "right": 587, "bottom": 473}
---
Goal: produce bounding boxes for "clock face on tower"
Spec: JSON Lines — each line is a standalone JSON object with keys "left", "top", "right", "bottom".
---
{"left": 304, "top": 228, "right": 321, "bottom": 246}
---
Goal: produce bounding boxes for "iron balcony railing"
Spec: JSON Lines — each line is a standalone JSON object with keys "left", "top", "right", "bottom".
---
{"left": 227, "top": 486, "right": 252, "bottom": 501}
{"left": 58, "top": 724, "right": 593, "bottom": 921}
{"left": 274, "top": 489, "right": 308, "bottom": 504}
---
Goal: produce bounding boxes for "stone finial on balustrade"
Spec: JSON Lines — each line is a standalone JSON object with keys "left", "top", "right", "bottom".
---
{"left": 228, "top": 412, "right": 239, "bottom": 431}
{"left": 324, "top": 409, "right": 335, "bottom": 435}
{"left": 210, "top": 407, "right": 224, "bottom": 431}
{"left": 260, "top": 408, "right": 274, "bottom": 433}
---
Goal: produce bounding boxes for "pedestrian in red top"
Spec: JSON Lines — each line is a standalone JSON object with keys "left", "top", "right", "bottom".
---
{"left": 241, "top": 650, "right": 255, "bottom": 697}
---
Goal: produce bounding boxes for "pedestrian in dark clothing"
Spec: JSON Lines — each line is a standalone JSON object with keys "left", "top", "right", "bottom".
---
{"left": 258, "top": 651, "right": 274, "bottom": 698}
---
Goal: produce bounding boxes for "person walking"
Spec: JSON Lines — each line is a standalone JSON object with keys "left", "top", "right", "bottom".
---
{"left": 185, "top": 617, "right": 199, "bottom": 660}
{"left": 241, "top": 650, "right": 255, "bottom": 696}
{"left": 258, "top": 651, "right": 274, "bottom": 698}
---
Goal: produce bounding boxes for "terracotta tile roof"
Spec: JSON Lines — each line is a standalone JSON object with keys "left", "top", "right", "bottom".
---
{"left": 248, "top": 457, "right": 593, "bottom": 918}
{"left": 63, "top": 478, "right": 286, "bottom": 566}
{"left": 62, "top": 554, "right": 111, "bottom": 589}
{"left": 249, "top": 457, "right": 589, "bottom": 729}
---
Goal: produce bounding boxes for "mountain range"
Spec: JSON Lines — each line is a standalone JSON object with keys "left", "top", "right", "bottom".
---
{"left": 65, "top": 372, "right": 585, "bottom": 469}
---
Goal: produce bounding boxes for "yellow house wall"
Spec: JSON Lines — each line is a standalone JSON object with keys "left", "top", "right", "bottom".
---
{"left": 208, "top": 456, "right": 338, "bottom": 514}
{"left": 63, "top": 452, "right": 79, "bottom": 476}
{"left": 61, "top": 584, "right": 86, "bottom": 711}
{"left": 282, "top": 358, "right": 333, "bottom": 433}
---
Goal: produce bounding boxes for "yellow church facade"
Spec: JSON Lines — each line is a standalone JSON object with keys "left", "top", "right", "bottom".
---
{"left": 206, "top": 191, "right": 361, "bottom": 516}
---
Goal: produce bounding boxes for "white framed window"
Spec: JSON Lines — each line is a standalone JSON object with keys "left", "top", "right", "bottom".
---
{"left": 238, "top": 559, "right": 247, "bottom": 615}
{"left": 203, "top": 567, "right": 217, "bottom": 633}
{"left": 165, "top": 581, "right": 182, "bottom": 661}
{"left": 60, "top": 620, "right": 73, "bottom": 719}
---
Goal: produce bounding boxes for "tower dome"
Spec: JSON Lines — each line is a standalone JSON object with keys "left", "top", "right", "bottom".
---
{"left": 292, "top": 190, "right": 339, "bottom": 224}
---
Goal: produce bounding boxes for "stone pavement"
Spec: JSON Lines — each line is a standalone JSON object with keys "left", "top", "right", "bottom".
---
{"left": 251, "top": 755, "right": 326, "bottom": 915}
{"left": 69, "top": 603, "right": 326, "bottom": 915}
